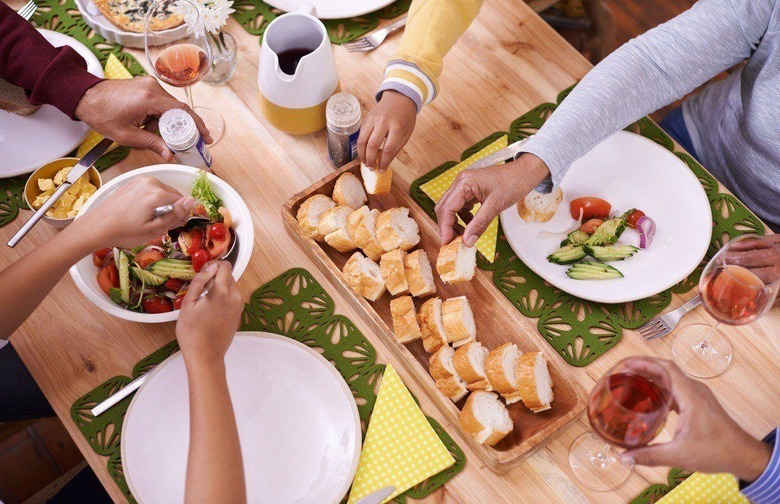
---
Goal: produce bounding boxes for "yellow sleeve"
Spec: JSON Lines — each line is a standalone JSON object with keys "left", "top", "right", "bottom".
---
{"left": 376, "top": 0, "right": 483, "bottom": 111}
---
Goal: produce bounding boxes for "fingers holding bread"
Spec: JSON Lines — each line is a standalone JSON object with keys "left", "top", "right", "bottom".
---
{"left": 361, "top": 162, "right": 393, "bottom": 195}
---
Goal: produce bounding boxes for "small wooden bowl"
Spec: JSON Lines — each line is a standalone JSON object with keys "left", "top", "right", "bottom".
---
{"left": 24, "top": 158, "right": 102, "bottom": 229}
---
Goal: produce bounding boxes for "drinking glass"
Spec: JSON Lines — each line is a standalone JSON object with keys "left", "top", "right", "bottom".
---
{"left": 145, "top": 0, "right": 225, "bottom": 143}
{"left": 569, "top": 357, "right": 673, "bottom": 491}
{"left": 673, "top": 235, "right": 780, "bottom": 378}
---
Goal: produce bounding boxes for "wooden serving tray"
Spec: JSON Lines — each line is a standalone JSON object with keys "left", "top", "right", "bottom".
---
{"left": 282, "top": 162, "right": 586, "bottom": 473}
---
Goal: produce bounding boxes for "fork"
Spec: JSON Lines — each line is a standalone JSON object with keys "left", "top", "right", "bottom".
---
{"left": 17, "top": 0, "right": 37, "bottom": 20}
{"left": 638, "top": 294, "right": 702, "bottom": 340}
{"left": 344, "top": 16, "right": 407, "bottom": 52}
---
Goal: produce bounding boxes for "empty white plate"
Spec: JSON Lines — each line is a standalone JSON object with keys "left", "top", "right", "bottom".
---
{"left": 499, "top": 131, "right": 712, "bottom": 304}
{"left": 265, "top": 0, "right": 395, "bottom": 19}
{"left": 122, "top": 332, "right": 361, "bottom": 504}
{"left": 0, "top": 29, "right": 104, "bottom": 177}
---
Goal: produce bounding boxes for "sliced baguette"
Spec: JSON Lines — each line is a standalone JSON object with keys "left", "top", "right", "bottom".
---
{"left": 390, "top": 296, "right": 422, "bottom": 344}
{"left": 454, "top": 342, "right": 491, "bottom": 391}
{"left": 347, "top": 206, "right": 384, "bottom": 261}
{"left": 516, "top": 352, "right": 554, "bottom": 412}
{"left": 404, "top": 249, "right": 437, "bottom": 298}
{"left": 342, "top": 251, "right": 386, "bottom": 301}
{"left": 437, "top": 236, "right": 476, "bottom": 283}
{"left": 318, "top": 204, "right": 354, "bottom": 236}
{"left": 485, "top": 343, "right": 522, "bottom": 404}
{"left": 379, "top": 249, "right": 409, "bottom": 296}
{"left": 376, "top": 207, "right": 421, "bottom": 252}
{"left": 441, "top": 296, "right": 476, "bottom": 347}
{"left": 361, "top": 162, "right": 393, "bottom": 195}
{"left": 418, "top": 297, "right": 447, "bottom": 353}
{"left": 296, "top": 194, "right": 336, "bottom": 241}
{"left": 460, "top": 391, "right": 513, "bottom": 446}
{"left": 332, "top": 172, "right": 367, "bottom": 209}
{"left": 516, "top": 187, "right": 563, "bottom": 223}
{"left": 429, "top": 345, "right": 468, "bottom": 402}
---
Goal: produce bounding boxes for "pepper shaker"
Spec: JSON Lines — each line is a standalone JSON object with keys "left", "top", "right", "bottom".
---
{"left": 326, "top": 92, "right": 361, "bottom": 167}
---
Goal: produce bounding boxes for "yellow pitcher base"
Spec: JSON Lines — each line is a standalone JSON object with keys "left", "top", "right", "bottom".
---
{"left": 259, "top": 93, "right": 333, "bottom": 135}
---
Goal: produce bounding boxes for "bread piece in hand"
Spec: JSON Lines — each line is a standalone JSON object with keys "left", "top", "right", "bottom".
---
{"left": 361, "top": 162, "right": 393, "bottom": 195}
{"left": 390, "top": 296, "right": 422, "bottom": 344}
{"left": 429, "top": 345, "right": 468, "bottom": 402}
{"left": 441, "top": 296, "right": 476, "bottom": 347}
{"left": 0, "top": 79, "right": 40, "bottom": 116}
{"left": 517, "top": 187, "right": 563, "bottom": 223}
{"left": 460, "top": 391, "right": 513, "bottom": 446}
{"left": 485, "top": 343, "right": 522, "bottom": 404}
{"left": 516, "top": 352, "right": 554, "bottom": 413}
{"left": 347, "top": 206, "right": 384, "bottom": 261}
{"left": 332, "top": 172, "right": 367, "bottom": 209}
{"left": 454, "top": 342, "right": 491, "bottom": 391}
{"left": 437, "top": 236, "right": 476, "bottom": 283}
{"left": 297, "top": 194, "right": 336, "bottom": 242}
{"left": 404, "top": 249, "right": 437, "bottom": 298}
{"left": 342, "top": 252, "right": 386, "bottom": 301}
{"left": 376, "top": 207, "right": 421, "bottom": 252}
{"left": 380, "top": 249, "right": 409, "bottom": 296}
{"left": 418, "top": 297, "right": 447, "bottom": 353}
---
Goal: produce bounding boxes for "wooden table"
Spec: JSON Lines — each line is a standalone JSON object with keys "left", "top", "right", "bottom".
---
{"left": 2, "top": 1, "right": 779, "bottom": 502}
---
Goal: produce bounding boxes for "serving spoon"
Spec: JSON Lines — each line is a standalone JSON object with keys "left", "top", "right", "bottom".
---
{"left": 152, "top": 204, "right": 238, "bottom": 260}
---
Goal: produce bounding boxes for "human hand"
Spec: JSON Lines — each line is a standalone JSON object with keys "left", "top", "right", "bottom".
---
{"left": 74, "top": 77, "right": 212, "bottom": 161}
{"left": 435, "top": 153, "right": 550, "bottom": 246}
{"left": 620, "top": 358, "right": 772, "bottom": 482}
{"left": 176, "top": 261, "right": 244, "bottom": 370}
{"left": 725, "top": 234, "right": 780, "bottom": 285}
{"left": 358, "top": 90, "right": 417, "bottom": 171}
{"left": 77, "top": 175, "right": 194, "bottom": 249}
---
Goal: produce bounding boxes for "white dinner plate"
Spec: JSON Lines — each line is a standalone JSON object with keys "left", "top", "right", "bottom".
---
{"left": 265, "top": 0, "right": 395, "bottom": 19}
{"left": 0, "top": 29, "right": 104, "bottom": 177}
{"left": 122, "top": 332, "right": 361, "bottom": 504}
{"left": 499, "top": 131, "right": 712, "bottom": 304}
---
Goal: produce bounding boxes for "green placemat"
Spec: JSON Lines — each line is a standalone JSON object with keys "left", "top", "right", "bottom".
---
{"left": 231, "top": 0, "right": 411, "bottom": 44}
{"left": 0, "top": 0, "right": 146, "bottom": 229}
{"left": 630, "top": 468, "right": 693, "bottom": 504}
{"left": 70, "top": 268, "right": 465, "bottom": 503}
{"left": 410, "top": 85, "right": 765, "bottom": 367}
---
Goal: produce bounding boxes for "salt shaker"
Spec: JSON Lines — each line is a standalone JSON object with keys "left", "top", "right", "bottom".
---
{"left": 326, "top": 92, "right": 361, "bottom": 167}
{"left": 159, "top": 108, "right": 212, "bottom": 170}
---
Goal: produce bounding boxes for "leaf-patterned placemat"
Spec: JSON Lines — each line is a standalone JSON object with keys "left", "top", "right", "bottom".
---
{"left": 410, "top": 85, "right": 765, "bottom": 367}
{"left": 0, "top": 0, "right": 145, "bottom": 229}
{"left": 70, "top": 268, "right": 465, "bottom": 503}
{"left": 630, "top": 468, "right": 693, "bottom": 504}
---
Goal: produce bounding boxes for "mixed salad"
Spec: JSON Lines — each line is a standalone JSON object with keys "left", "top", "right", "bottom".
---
{"left": 92, "top": 171, "right": 234, "bottom": 314}
{"left": 546, "top": 197, "right": 656, "bottom": 280}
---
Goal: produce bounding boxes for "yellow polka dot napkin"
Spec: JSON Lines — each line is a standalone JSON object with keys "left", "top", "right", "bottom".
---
{"left": 347, "top": 365, "right": 455, "bottom": 504}
{"left": 419, "top": 135, "right": 509, "bottom": 262}
{"left": 657, "top": 473, "right": 749, "bottom": 504}
{"left": 76, "top": 54, "right": 132, "bottom": 157}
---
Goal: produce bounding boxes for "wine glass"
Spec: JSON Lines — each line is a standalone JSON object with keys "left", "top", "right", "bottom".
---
{"left": 673, "top": 235, "right": 780, "bottom": 379}
{"left": 569, "top": 357, "right": 673, "bottom": 491}
{"left": 145, "top": 0, "right": 225, "bottom": 143}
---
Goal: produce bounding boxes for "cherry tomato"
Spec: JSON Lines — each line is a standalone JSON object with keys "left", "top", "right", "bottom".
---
{"left": 142, "top": 296, "right": 174, "bottom": 314}
{"left": 93, "top": 248, "right": 112, "bottom": 268}
{"left": 173, "top": 291, "right": 187, "bottom": 310}
{"left": 193, "top": 203, "right": 209, "bottom": 218}
{"left": 135, "top": 248, "right": 165, "bottom": 269}
{"left": 580, "top": 218, "right": 604, "bottom": 234}
{"left": 165, "top": 278, "right": 187, "bottom": 292}
{"left": 626, "top": 209, "right": 646, "bottom": 229}
{"left": 209, "top": 222, "right": 227, "bottom": 239}
{"left": 570, "top": 197, "right": 612, "bottom": 221}
{"left": 97, "top": 264, "right": 119, "bottom": 296}
{"left": 191, "top": 249, "right": 210, "bottom": 272}
{"left": 206, "top": 225, "right": 231, "bottom": 259}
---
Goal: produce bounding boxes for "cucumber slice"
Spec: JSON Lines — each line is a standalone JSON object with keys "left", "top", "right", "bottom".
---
{"left": 150, "top": 258, "right": 195, "bottom": 280}
{"left": 566, "top": 262, "right": 623, "bottom": 280}
{"left": 117, "top": 250, "right": 131, "bottom": 303}
{"left": 584, "top": 245, "right": 639, "bottom": 262}
{"left": 131, "top": 266, "right": 167, "bottom": 286}
{"left": 567, "top": 229, "right": 591, "bottom": 245}
{"left": 585, "top": 217, "right": 627, "bottom": 246}
{"left": 547, "top": 244, "right": 587, "bottom": 265}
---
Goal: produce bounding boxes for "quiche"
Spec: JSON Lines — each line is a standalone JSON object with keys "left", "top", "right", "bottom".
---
{"left": 92, "top": 0, "right": 184, "bottom": 33}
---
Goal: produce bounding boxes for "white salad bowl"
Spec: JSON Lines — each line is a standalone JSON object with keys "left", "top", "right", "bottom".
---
{"left": 69, "top": 165, "right": 255, "bottom": 323}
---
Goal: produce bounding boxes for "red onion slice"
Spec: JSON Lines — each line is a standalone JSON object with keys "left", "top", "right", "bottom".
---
{"left": 637, "top": 215, "right": 656, "bottom": 248}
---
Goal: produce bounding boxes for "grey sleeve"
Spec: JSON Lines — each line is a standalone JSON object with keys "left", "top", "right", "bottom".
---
{"left": 520, "top": 0, "right": 775, "bottom": 187}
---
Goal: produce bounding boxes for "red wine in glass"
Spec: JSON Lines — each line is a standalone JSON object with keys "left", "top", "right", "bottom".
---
{"left": 701, "top": 264, "right": 770, "bottom": 325}
{"left": 154, "top": 43, "right": 209, "bottom": 87}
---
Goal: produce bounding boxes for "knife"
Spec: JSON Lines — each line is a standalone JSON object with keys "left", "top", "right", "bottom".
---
{"left": 8, "top": 137, "right": 114, "bottom": 248}
{"left": 354, "top": 486, "right": 396, "bottom": 504}
{"left": 463, "top": 136, "right": 533, "bottom": 171}
{"left": 91, "top": 370, "right": 151, "bottom": 417}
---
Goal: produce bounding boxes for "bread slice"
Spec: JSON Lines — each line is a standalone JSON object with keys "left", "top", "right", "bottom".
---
{"left": 516, "top": 352, "right": 554, "bottom": 413}
{"left": 347, "top": 206, "right": 384, "bottom": 261}
{"left": 325, "top": 228, "right": 359, "bottom": 252}
{"left": 404, "top": 249, "right": 436, "bottom": 298}
{"left": 376, "top": 207, "right": 421, "bottom": 252}
{"left": 485, "top": 343, "right": 522, "bottom": 404}
{"left": 454, "top": 342, "right": 491, "bottom": 391}
{"left": 296, "top": 194, "right": 336, "bottom": 242}
{"left": 429, "top": 345, "right": 468, "bottom": 402}
{"left": 436, "top": 236, "right": 476, "bottom": 284}
{"left": 320, "top": 205, "right": 358, "bottom": 252}
{"left": 390, "top": 296, "right": 422, "bottom": 344}
{"left": 516, "top": 187, "right": 563, "bottom": 223}
{"left": 342, "top": 252, "right": 386, "bottom": 301}
{"left": 361, "top": 162, "right": 393, "bottom": 195}
{"left": 332, "top": 172, "right": 367, "bottom": 209}
{"left": 441, "top": 296, "right": 476, "bottom": 347}
{"left": 418, "top": 297, "right": 447, "bottom": 353}
{"left": 460, "top": 391, "right": 513, "bottom": 446}
{"left": 0, "top": 79, "right": 40, "bottom": 116}
{"left": 379, "top": 249, "right": 409, "bottom": 296}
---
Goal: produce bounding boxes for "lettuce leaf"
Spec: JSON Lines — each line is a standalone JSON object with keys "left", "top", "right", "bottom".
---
{"left": 191, "top": 170, "right": 222, "bottom": 220}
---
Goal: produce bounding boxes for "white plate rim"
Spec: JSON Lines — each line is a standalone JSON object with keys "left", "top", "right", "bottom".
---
{"left": 120, "top": 331, "right": 362, "bottom": 504}
{"left": 263, "top": 0, "right": 395, "bottom": 19}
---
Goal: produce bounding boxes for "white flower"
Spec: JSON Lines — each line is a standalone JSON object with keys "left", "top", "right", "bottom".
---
{"left": 175, "top": 0, "right": 234, "bottom": 34}
{"left": 173, "top": 0, "right": 199, "bottom": 28}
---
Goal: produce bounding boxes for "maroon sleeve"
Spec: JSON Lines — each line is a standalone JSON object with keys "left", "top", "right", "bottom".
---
{"left": 0, "top": 2, "right": 104, "bottom": 119}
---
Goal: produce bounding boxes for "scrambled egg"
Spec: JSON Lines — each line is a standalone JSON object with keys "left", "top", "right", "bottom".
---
{"left": 33, "top": 166, "right": 98, "bottom": 219}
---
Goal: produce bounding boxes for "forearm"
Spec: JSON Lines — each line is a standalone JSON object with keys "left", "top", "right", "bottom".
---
{"left": 740, "top": 428, "right": 780, "bottom": 503}
{"left": 184, "top": 359, "right": 246, "bottom": 504}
